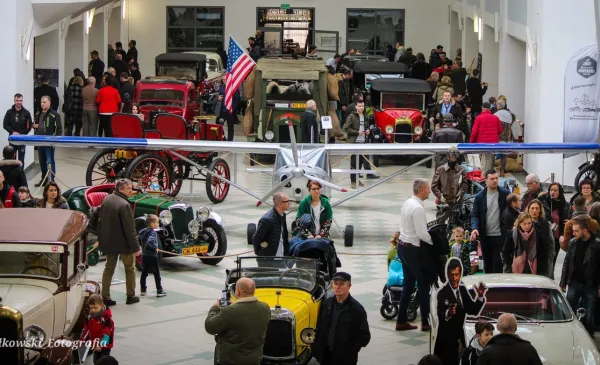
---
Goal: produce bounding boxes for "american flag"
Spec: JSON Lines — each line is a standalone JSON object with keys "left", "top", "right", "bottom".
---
{"left": 225, "top": 36, "right": 256, "bottom": 112}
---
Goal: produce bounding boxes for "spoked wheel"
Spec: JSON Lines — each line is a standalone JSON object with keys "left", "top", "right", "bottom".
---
{"left": 125, "top": 154, "right": 172, "bottom": 193}
{"left": 197, "top": 219, "right": 228, "bottom": 265}
{"left": 206, "top": 158, "right": 230, "bottom": 204}
{"left": 575, "top": 164, "right": 598, "bottom": 192}
{"left": 167, "top": 160, "right": 188, "bottom": 197}
{"left": 86, "top": 149, "right": 129, "bottom": 186}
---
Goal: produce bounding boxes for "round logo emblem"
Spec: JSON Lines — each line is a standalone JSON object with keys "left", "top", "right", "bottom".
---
{"left": 260, "top": 242, "right": 268, "bottom": 248}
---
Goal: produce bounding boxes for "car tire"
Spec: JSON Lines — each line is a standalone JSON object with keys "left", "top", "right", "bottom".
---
{"left": 380, "top": 303, "right": 399, "bottom": 320}
{"left": 344, "top": 225, "right": 354, "bottom": 247}
{"left": 198, "top": 219, "right": 228, "bottom": 265}
{"left": 247, "top": 223, "right": 256, "bottom": 245}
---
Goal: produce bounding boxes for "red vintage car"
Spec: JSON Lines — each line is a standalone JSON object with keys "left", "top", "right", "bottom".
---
{"left": 369, "top": 78, "right": 433, "bottom": 143}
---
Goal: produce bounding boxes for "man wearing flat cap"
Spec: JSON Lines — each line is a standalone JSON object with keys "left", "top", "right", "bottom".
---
{"left": 312, "top": 272, "right": 371, "bottom": 365}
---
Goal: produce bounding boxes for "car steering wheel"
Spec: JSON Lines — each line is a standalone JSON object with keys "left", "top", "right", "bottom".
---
{"left": 278, "top": 268, "right": 315, "bottom": 286}
{"left": 21, "top": 265, "right": 59, "bottom": 277}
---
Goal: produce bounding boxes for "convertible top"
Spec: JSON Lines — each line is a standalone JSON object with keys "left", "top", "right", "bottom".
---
{"left": 155, "top": 53, "right": 207, "bottom": 63}
{"left": 257, "top": 58, "right": 327, "bottom": 80}
{"left": 370, "top": 78, "right": 432, "bottom": 94}
{"left": 0, "top": 209, "right": 88, "bottom": 244}
{"left": 353, "top": 61, "right": 409, "bottom": 74}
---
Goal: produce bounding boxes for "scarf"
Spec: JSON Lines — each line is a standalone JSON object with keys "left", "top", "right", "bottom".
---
{"left": 512, "top": 228, "right": 537, "bottom": 274}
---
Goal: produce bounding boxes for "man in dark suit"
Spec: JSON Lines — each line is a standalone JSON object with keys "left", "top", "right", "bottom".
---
{"left": 434, "top": 258, "right": 487, "bottom": 365}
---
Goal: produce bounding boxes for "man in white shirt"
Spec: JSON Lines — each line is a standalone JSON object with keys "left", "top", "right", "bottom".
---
{"left": 325, "top": 54, "right": 341, "bottom": 71}
{"left": 396, "top": 179, "right": 434, "bottom": 332}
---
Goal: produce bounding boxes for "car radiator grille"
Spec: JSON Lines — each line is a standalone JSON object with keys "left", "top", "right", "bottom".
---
{"left": 170, "top": 206, "right": 194, "bottom": 240}
{"left": 263, "top": 320, "right": 294, "bottom": 358}
{"left": 394, "top": 124, "right": 413, "bottom": 143}
{"left": 0, "top": 317, "right": 20, "bottom": 364}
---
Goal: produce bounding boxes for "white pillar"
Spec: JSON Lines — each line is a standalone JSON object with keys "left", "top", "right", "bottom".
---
{"left": 103, "top": 4, "right": 112, "bottom": 63}
{"left": 120, "top": 0, "right": 129, "bottom": 45}
{"left": 461, "top": 0, "right": 467, "bottom": 61}
{"left": 83, "top": 16, "right": 89, "bottom": 76}
{"left": 58, "top": 17, "right": 68, "bottom": 116}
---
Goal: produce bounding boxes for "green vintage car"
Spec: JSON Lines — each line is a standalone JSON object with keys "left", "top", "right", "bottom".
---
{"left": 62, "top": 183, "right": 227, "bottom": 269}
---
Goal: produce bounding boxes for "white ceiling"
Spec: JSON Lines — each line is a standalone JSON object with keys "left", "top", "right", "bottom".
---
{"left": 32, "top": 0, "right": 117, "bottom": 28}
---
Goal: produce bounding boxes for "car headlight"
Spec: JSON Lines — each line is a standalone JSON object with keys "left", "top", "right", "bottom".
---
{"left": 414, "top": 126, "right": 423, "bottom": 135}
{"left": 265, "top": 131, "right": 274, "bottom": 141}
{"left": 188, "top": 220, "right": 200, "bottom": 234}
{"left": 24, "top": 325, "right": 46, "bottom": 345}
{"left": 300, "top": 328, "right": 316, "bottom": 344}
{"left": 196, "top": 207, "right": 210, "bottom": 221}
{"left": 385, "top": 125, "right": 393, "bottom": 134}
{"left": 159, "top": 210, "right": 172, "bottom": 225}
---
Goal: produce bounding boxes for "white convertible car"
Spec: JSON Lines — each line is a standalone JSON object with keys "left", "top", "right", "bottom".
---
{"left": 430, "top": 274, "right": 600, "bottom": 365}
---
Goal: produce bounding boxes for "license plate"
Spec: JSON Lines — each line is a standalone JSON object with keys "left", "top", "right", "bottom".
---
{"left": 181, "top": 245, "right": 208, "bottom": 255}
{"left": 291, "top": 103, "right": 306, "bottom": 109}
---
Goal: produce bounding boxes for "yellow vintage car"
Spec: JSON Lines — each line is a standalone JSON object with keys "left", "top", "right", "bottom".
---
{"left": 223, "top": 256, "right": 328, "bottom": 364}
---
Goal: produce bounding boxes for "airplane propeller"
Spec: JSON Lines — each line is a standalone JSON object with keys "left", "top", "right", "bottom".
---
{"left": 304, "top": 174, "right": 348, "bottom": 193}
{"left": 256, "top": 119, "right": 348, "bottom": 206}
{"left": 288, "top": 121, "right": 300, "bottom": 168}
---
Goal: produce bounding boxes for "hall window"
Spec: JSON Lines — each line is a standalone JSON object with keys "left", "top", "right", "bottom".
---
{"left": 347, "top": 9, "right": 405, "bottom": 55}
{"left": 257, "top": 8, "right": 315, "bottom": 56}
{"left": 166, "top": 7, "right": 225, "bottom": 51}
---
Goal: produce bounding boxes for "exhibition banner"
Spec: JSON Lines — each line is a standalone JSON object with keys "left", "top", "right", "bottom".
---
{"left": 564, "top": 44, "right": 600, "bottom": 144}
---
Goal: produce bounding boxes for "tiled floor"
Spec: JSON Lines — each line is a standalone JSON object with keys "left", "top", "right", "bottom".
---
{"left": 21, "top": 127, "right": 569, "bottom": 365}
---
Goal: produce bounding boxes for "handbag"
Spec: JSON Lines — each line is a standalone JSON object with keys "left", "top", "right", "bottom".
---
{"left": 387, "top": 256, "right": 404, "bottom": 287}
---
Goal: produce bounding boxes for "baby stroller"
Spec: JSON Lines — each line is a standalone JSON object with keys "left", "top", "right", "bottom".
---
{"left": 380, "top": 254, "right": 418, "bottom": 321}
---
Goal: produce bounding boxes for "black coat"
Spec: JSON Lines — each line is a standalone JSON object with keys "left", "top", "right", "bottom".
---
{"left": 3, "top": 106, "right": 32, "bottom": 135}
{"left": 466, "top": 77, "right": 487, "bottom": 112}
{"left": 88, "top": 59, "right": 105, "bottom": 87}
{"left": 434, "top": 283, "right": 485, "bottom": 365}
{"left": 540, "top": 192, "right": 570, "bottom": 239}
{"left": 312, "top": 294, "right": 370, "bottom": 365}
{"left": 410, "top": 60, "right": 432, "bottom": 80}
{"left": 111, "top": 60, "right": 130, "bottom": 80}
{"left": 300, "top": 110, "right": 318, "bottom": 143}
{"left": 34, "top": 84, "right": 60, "bottom": 112}
{"left": 500, "top": 206, "right": 519, "bottom": 237}
{"left": 451, "top": 68, "right": 468, "bottom": 94}
{"left": 398, "top": 53, "right": 417, "bottom": 67}
{"left": 560, "top": 236, "right": 600, "bottom": 288}
{"left": 252, "top": 208, "right": 289, "bottom": 256}
{"left": 431, "top": 126, "right": 464, "bottom": 167}
{"left": 475, "top": 334, "right": 542, "bottom": 365}
{"left": 0, "top": 159, "right": 27, "bottom": 190}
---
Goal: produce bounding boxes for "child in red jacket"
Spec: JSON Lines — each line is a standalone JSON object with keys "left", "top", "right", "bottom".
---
{"left": 81, "top": 293, "right": 115, "bottom": 364}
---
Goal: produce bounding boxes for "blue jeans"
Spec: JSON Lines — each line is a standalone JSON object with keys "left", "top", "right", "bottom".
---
{"left": 38, "top": 147, "right": 55, "bottom": 182}
{"left": 567, "top": 280, "right": 596, "bottom": 333}
{"left": 396, "top": 244, "right": 431, "bottom": 325}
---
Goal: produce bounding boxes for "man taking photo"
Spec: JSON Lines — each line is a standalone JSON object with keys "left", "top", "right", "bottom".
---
{"left": 205, "top": 277, "right": 270, "bottom": 365}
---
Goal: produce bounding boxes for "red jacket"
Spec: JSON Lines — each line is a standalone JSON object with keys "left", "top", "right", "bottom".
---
{"left": 81, "top": 307, "right": 115, "bottom": 349}
{"left": 96, "top": 86, "right": 121, "bottom": 114}
{"left": 469, "top": 110, "right": 502, "bottom": 143}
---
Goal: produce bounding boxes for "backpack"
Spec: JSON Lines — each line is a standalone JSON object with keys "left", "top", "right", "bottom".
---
{"left": 387, "top": 255, "right": 404, "bottom": 286}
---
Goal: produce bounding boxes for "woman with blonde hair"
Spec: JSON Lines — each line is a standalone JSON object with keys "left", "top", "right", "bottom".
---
{"left": 525, "top": 199, "right": 556, "bottom": 278}
{"left": 433, "top": 76, "right": 454, "bottom": 103}
{"left": 502, "top": 212, "right": 538, "bottom": 274}
{"left": 66, "top": 75, "right": 84, "bottom": 136}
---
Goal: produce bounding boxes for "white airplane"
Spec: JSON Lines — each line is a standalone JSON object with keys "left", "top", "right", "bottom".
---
{"left": 9, "top": 129, "right": 598, "bottom": 209}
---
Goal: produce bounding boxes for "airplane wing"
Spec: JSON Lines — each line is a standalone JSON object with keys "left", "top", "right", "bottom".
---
{"left": 323, "top": 142, "right": 600, "bottom": 155}
{"left": 7, "top": 136, "right": 283, "bottom": 155}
